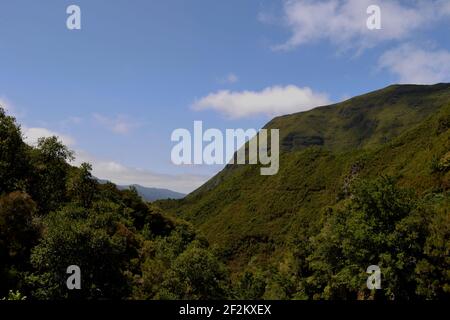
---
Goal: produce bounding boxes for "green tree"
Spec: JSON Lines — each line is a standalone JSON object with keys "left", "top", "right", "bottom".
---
{"left": 235, "top": 269, "right": 267, "bottom": 299}
{"left": 415, "top": 203, "right": 450, "bottom": 299}
{"left": 67, "top": 163, "right": 97, "bottom": 208}
{"left": 0, "top": 192, "right": 39, "bottom": 296}
{"left": 307, "top": 177, "right": 426, "bottom": 300}
{"left": 28, "top": 136, "right": 74, "bottom": 214}
{"left": 158, "top": 245, "right": 230, "bottom": 299}
{"left": 0, "top": 108, "right": 29, "bottom": 194}
{"left": 131, "top": 221, "right": 199, "bottom": 299}
{"left": 120, "top": 186, "right": 150, "bottom": 230}
{"left": 28, "top": 202, "right": 137, "bottom": 299}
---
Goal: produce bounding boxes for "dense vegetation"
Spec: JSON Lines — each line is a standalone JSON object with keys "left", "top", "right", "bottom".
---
{"left": 161, "top": 84, "right": 450, "bottom": 300}
{"left": 0, "top": 107, "right": 230, "bottom": 300}
{"left": 0, "top": 84, "right": 449, "bottom": 300}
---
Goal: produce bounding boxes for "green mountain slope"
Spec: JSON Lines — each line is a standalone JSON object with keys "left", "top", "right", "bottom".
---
{"left": 161, "top": 83, "right": 450, "bottom": 275}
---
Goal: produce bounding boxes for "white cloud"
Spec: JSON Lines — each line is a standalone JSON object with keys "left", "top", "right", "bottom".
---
{"left": 193, "top": 85, "right": 331, "bottom": 118}
{"left": 93, "top": 113, "right": 138, "bottom": 134}
{"left": 273, "top": 0, "right": 450, "bottom": 51}
{"left": 22, "top": 127, "right": 76, "bottom": 147}
{"left": 379, "top": 44, "right": 450, "bottom": 84}
{"left": 74, "top": 150, "right": 208, "bottom": 194}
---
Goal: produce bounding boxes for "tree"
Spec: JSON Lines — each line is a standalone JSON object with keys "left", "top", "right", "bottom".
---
{"left": 158, "top": 245, "right": 230, "bottom": 299}
{"left": 415, "top": 205, "right": 450, "bottom": 299}
{"left": 120, "top": 186, "right": 150, "bottom": 230}
{"left": 307, "top": 177, "right": 426, "bottom": 300}
{"left": 235, "top": 269, "right": 267, "bottom": 299}
{"left": 36, "top": 136, "right": 74, "bottom": 162}
{"left": 28, "top": 203, "right": 137, "bottom": 299}
{"left": 28, "top": 136, "right": 74, "bottom": 214}
{"left": 67, "top": 163, "right": 97, "bottom": 208}
{"left": 0, "top": 108, "right": 28, "bottom": 194}
{"left": 0, "top": 192, "right": 39, "bottom": 296}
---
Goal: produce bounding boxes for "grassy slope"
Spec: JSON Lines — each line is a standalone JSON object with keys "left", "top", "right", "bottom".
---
{"left": 159, "top": 84, "right": 450, "bottom": 272}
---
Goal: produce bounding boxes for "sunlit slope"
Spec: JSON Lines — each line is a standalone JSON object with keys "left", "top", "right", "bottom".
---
{"left": 161, "top": 83, "right": 450, "bottom": 270}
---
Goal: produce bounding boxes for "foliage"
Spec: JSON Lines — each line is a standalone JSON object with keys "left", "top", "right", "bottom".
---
{"left": 307, "top": 177, "right": 430, "bottom": 300}
{"left": 162, "top": 84, "right": 450, "bottom": 300}
{"left": 1, "top": 84, "right": 450, "bottom": 300}
{"left": 0, "top": 108, "right": 29, "bottom": 194}
{"left": 1, "top": 290, "right": 26, "bottom": 300}
{"left": 0, "top": 191, "right": 39, "bottom": 297}
{"left": 28, "top": 203, "right": 137, "bottom": 299}
{"left": 158, "top": 245, "right": 230, "bottom": 299}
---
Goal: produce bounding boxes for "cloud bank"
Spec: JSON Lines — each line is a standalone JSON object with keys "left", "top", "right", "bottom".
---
{"left": 274, "top": 0, "right": 450, "bottom": 51}
{"left": 74, "top": 150, "right": 208, "bottom": 194}
{"left": 379, "top": 44, "right": 450, "bottom": 84}
{"left": 20, "top": 125, "right": 207, "bottom": 194}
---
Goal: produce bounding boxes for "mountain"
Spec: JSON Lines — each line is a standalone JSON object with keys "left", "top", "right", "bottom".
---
{"left": 97, "top": 179, "right": 185, "bottom": 201}
{"left": 123, "top": 184, "right": 185, "bottom": 202}
{"left": 1, "top": 84, "right": 448, "bottom": 300}
{"left": 159, "top": 83, "right": 450, "bottom": 273}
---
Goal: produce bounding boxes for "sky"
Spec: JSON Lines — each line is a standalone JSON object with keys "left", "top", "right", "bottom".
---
{"left": 0, "top": 0, "right": 449, "bottom": 193}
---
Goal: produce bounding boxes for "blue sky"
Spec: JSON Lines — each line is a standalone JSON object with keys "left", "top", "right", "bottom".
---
{"left": 0, "top": 0, "right": 449, "bottom": 193}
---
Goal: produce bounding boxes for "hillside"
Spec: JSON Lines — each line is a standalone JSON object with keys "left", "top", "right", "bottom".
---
{"left": 1, "top": 84, "right": 448, "bottom": 300}
{"left": 160, "top": 84, "right": 450, "bottom": 290}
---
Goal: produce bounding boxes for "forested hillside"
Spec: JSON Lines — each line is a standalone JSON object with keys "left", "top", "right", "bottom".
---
{"left": 0, "top": 84, "right": 449, "bottom": 300}
{"left": 160, "top": 84, "right": 450, "bottom": 300}
{"left": 0, "top": 107, "right": 229, "bottom": 300}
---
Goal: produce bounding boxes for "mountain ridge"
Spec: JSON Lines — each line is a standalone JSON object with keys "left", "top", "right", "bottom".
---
{"left": 158, "top": 83, "right": 450, "bottom": 275}
{"left": 96, "top": 178, "right": 185, "bottom": 201}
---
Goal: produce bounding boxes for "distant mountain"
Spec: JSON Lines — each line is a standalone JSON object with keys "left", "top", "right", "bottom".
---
{"left": 97, "top": 179, "right": 185, "bottom": 201}
{"left": 124, "top": 184, "right": 185, "bottom": 202}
